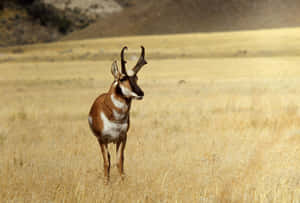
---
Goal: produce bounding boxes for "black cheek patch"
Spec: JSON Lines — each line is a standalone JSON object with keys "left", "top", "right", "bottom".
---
{"left": 129, "top": 77, "right": 144, "bottom": 96}
{"left": 116, "top": 83, "right": 123, "bottom": 95}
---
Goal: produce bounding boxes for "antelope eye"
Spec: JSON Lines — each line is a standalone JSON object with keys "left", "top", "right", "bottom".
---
{"left": 120, "top": 77, "right": 127, "bottom": 82}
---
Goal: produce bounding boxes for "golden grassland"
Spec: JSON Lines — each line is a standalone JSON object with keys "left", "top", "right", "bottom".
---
{"left": 1, "top": 27, "right": 300, "bottom": 63}
{"left": 1, "top": 28, "right": 300, "bottom": 202}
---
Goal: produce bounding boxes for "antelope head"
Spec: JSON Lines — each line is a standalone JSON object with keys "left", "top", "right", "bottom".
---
{"left": 111, "top": 46, "right": 147, "bottom": 100}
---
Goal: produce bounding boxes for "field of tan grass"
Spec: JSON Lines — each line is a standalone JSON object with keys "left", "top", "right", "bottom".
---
{"left": 1, "top": 28, "right": 300, "bottom": 202}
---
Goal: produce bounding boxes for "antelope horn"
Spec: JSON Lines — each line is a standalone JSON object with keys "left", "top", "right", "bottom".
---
{"left": 120, "top": 46, "right": 128, "bottom": 74}
{"left": 132, "top": 46, "right": 147, "bottom": 74}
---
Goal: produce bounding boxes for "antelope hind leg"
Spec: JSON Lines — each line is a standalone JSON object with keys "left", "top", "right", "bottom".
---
{"left": 116, "top": 138, "right": 126, "bottom": 179}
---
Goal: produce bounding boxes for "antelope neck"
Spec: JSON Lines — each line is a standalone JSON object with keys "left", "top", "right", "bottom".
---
{"left": 108, "top": 82, "right": 131, "bottom": 112}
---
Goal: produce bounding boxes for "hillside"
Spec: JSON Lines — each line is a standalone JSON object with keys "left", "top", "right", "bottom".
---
{"left": 1, "top": 0, "right": 300, "bottom": 46}
{"left": 0, "top": 0, "right": 122, "bottom": 47}
{"left": 64, "top": 0, "right": 300, "bottom": 40}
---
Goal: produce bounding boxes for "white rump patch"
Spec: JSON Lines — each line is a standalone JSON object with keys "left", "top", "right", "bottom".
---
{"left": 111, "top": 94, "right": 128, "bottom": 111}
{"left": 88, "top": 116, "right": 93, "bottom": 125}
{"left": 100, "top": 112, "right": 128, "bottom": 142}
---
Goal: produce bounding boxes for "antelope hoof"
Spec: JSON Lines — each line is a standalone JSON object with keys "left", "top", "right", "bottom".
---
{"left": 103, "top": 177, "right": 110, "bottom": 185}
{"left": 120, "top": 173, "right": 126, "bottom": 181}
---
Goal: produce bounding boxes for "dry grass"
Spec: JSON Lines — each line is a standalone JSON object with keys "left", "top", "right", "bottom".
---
{"left": 1, "top": 27, "right": 300, "bottom": 63}
{"left": 1, "top": 28, "right": 300, "bottom": 202}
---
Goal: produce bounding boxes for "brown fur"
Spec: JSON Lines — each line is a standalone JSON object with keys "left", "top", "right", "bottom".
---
{"left": 89, "top": 83, "right": 132, "bottom": 141}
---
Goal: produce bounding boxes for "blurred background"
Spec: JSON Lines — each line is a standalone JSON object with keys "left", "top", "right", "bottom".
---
{"left": 1, "top": 0, "right": 300, "bottom": 47}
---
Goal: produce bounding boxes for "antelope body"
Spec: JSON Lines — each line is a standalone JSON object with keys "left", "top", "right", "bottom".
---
{"left": 88, "top": 46, "right": 147, "bottom": 182}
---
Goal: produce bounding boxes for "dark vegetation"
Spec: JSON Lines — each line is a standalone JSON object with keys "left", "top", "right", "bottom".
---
{"left": 27, "top": 2, "right": 72, "bottom": 34}
{"left": 0, "top": 0, "right": 91, "bottom": 46}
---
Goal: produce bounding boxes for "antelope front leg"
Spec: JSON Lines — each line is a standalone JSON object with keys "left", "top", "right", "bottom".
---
{"left": 98, "top": 140, "right": 110, "bottom": 183}
{"left": 116, "top": 137, "right": 127, "bottom": 179}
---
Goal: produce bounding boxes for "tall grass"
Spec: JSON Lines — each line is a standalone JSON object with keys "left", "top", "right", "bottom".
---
{"left": 1, "top": 29, "right": 300, "bottom": 202}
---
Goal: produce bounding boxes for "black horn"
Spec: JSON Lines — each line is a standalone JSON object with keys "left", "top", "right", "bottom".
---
{"left": 132, "top": 46, "right": 147, "bottom": 74}
{"left": 120, "top": 46, "right": 128, "bottom": 74}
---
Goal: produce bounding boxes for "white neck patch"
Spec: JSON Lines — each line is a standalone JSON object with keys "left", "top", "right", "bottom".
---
{"left": 111, "top": 94, "right": 128, "bottom": 111}
{"left": 113, "top": 109, "right": 127, "bottom": 120}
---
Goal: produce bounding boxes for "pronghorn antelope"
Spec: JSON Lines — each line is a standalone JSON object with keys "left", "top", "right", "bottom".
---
{"left": 88, "top": 46, "right": 147, "bottom": 182}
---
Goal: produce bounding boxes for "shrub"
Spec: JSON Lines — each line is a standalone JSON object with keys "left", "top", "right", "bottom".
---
{"left": 27, "top": 0, "right": 73, "bottom": 34}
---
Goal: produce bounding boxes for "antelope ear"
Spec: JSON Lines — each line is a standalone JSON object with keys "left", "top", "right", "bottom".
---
{"left": 111, "top": 61, "right": 120, "bottom": 79}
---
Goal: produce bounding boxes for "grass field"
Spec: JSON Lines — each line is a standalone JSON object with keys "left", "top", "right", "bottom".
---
{"left": 1, "top": 28, "right": 300, "bottom": 202}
